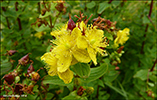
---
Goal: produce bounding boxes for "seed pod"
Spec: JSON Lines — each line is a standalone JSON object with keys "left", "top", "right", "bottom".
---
{"left": 55, "top": 3, "right": 64, "bottom": 12}
{"left": 27, "top": 63, "right": 35, "bottom": 74}
{"left": 14, "top": 84, "right": 24, "bottom": 94}
{"left": 4, "top": 74, "right": 15, "bottom": 85}
{"left": 77, "top": 86, "right": 86, "bottom": 96}
{"left": 7, "top": 50, "right": 17, "bottom": 56}
{"left": 67, "top": 18, "right": 76, "bottom": 31}
{"left": 41, "top": 9, "right": 46, "bottom": 16}
{"left": 18, "top": 54, "right": 30, "bottom": 66}
{"left": 31, "top": 72, "right": 40, "bottom": 81}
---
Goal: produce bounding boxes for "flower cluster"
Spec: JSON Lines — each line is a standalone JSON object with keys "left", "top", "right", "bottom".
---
{"left": 114, "top": 28, "right": 130, "bottom": 48}
{"left": 41, "top": 18, "right": 108, "bottom": 84}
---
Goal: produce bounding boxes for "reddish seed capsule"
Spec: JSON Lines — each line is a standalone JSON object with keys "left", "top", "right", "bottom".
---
{"left": 7, "top": 50, "right": 17, "bottom": 56}
{"left": 18, "top": 54, "right": 30, "bottom": 66}
{"left": 27, "top": 64, "right": 35, "bottom": 74}
{"left": 14, "top": 84, "right": 24, "bottom": 94}
{"left": 67, "top": 18, "right": 76, "bottom": 31}
{"left": 4, "top": 74, "right": 15, "bottom": 85}
{"left": 31, "top": 72, "right": 40, "bottom": 81}
{"left": 106, "top": 20, "right": 111, "bottom": 26}
{"left": 115, "top": 66, "right": 120, "bottom": 70}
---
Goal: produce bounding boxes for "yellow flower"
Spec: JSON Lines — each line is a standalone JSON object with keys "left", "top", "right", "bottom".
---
{"left": 41, "top": 52, "right": 73, "bottom": 84}
{"left": 41, "top": 19, "right": 108, "bottom": 83}
{"left": 76, "top": 21, "right": 108, "bottom": 65}
{"left": 114, "top": 28, "right": 130, "bottom": 47}
{"left": 34, "top": 32, "right": 46, "bottom": 39}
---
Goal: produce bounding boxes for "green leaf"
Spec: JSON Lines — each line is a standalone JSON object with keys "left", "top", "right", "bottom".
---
{"left": 111, "top": 1, "right": 121, "bottom": 8}
{"left": 133, "top": 69, "right": 149, "bottom": 81}
{"left": 42, "top": 75, "right": 67, "bottom": 86}
{"left": 105, "top": 82, "right": 126, "bottom": 98}
{"left": 142, "top": 15, "right": 150, "bottom": 24}
{"left": 82, "top": 62, "right": 108, "bottom": 83}
{"left": 98, "top": 80, "right": 105, "bottom": 87}
{"left": 46, "top": 45, "right": 52, "bottom": 52}
{"left": 0, "top": 59, "right": 12, "bottom": 75}
{"left": 27, "top": 93, "right": 38, "bottom": 100}
{"left": 97, "top": 2, "right": 110, "bottom": 14}
{"left": 1, "top": 1, "right": 8, "bottom": 7}
{"left": 86, "top": 1, "right": 96, "bottom": 9}
{"left": 104, "top": 32, "right": 113, "bottom": 41}
{"left": 46, "top": 93, "right": 54, "bottom": 100}
{"left": 33, "top": 85, "right": 39, "bottom": 92}
{"left": 72, "top": 63, "right": 90, "bottom": 78}
{"left": 147, "top": 82, "right": 154, "bottom": 87}
{"left": 32, "top": 24, "right": 50, "bottom": 32}
{"left": 62, "top": 91, "right": 87, "bottom": 100}
{"left": 39, "top": 11, "right": 52, "bottom": 18}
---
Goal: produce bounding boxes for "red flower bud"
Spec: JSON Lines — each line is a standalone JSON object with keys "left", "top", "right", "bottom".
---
{"left": 18, "top": 54, "right": 30, "bottom": 66}
{"left": 67, "top": 18, "right": 76, "bottom": 31}
{"left": 106, "top": 20, "right": 111, "bottom": 26}
{"left": 4, "top": 74, "right": 15, "bottom": 85}
{"left": 115, "top": 66, "right": 120, "bottom": 70}
{"left": 7, "top": 50, "right": 17, "bottom": 56}
{"left": 27, "top": 64, "right": 35, "bottom": 74}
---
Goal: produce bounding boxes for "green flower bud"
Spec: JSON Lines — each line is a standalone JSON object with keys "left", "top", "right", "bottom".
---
{"left": 15, "top": 76, "right": 20, "bottom": 83}
{"left": 74, "top": 78, "right": 81, "bottom": 86}
{"left": 86, "top": 87, "right": 94, "bottom": 95}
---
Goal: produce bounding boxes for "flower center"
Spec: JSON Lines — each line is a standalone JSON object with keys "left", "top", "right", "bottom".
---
{"left": 65, "top": 43, "right": 71, "bottom": 49}
{"left": 90, "top": 39, "right": 96, "bottom": 45}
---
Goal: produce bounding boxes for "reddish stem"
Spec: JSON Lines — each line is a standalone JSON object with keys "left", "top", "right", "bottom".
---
{"left": 150, "top": 59, "right": 157, "bottom": 72}
{"left": 139, "top": 0, "right": 153, "bottom": 67}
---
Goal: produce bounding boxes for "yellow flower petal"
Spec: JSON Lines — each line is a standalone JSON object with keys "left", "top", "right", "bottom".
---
{"left": 57, "top": 53, "right": 72, "bottom": 73}
{"left": 48, "top": 65, "right": 57, "bottom": 76}
{"left": 72, "top": 47, "right": 91, "bottom": 63}
{"left": 87, "top": 46, "right": 97, "bottom": 65}
{"left": 58, "top": 69, "right": 73, "bottom": 84}
{"left": 41, "top": 52, "right": 57, "bottom": 66}
{"left": 71, "top": 56, "right": 78, "bottom": 65}
{"left": 77, "top": 36, "right": 88, "bottom": 49}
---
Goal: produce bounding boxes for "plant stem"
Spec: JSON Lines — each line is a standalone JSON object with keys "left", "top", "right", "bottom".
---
{"left": 108, "top": 0, "right": 113, "bottom": 4}
{"left": 150, "top": 59, "right": 157, "bottom": 72}
{"left": 138, "top": 0, "right": 153, "bottom": 67}
{"left": 96, "top": 85, "right": 99, "bottom": 99}
{"left": 38, "top": 2, "right": 41, "bottom": 13}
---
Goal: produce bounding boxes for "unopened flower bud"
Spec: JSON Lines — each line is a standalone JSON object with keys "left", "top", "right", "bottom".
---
{"left": 67, "top": 18, "right": 76, "bottom": 31}
{"left": 4, "top": 74, "right": 15, "bottom": 85}
{"left": 18, "top": 54, "right": 30, "bottom": 66}
{"left": 106, "top": 20, "right": 111, "bottom": 26}
{"left": 27, "top": 64, "right": 35, "bottom": 74}
{"left": 15, "top": 76, "right": 20, "bottom": 83}
{"left": 115, "top": 66, "right": 120, "bottom": 70}
{"left": 112, "top": 61, "right": 118, "bottom": 66}
{"left": 7, "top": 50, "right": 17, "bottom": 56}
{"left": 86, "top": 87, "right": 94, "bottom": 95}
{"left": 31, "top": 72, "right": 40, "bottom": 81}
{"left": 74, "top": 78, "right": 81, "bottom": 86}
{"left": 151, "top": 93, "right": 155, "bottom": 98}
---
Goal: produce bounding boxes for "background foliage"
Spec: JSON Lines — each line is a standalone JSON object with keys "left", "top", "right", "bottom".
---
{"left": 1, "top": 0, "right": 156, "bottom": 100}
